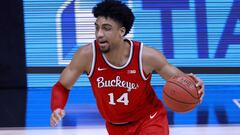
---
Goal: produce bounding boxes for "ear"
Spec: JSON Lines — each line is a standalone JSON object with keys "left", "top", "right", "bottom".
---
{"left": 120, "top": 27, "right": 126, "bottom": 37}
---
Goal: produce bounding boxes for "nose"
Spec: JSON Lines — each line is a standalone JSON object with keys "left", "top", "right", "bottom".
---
{"left": 96, "top": 28, "right": 104, "bottom": 39}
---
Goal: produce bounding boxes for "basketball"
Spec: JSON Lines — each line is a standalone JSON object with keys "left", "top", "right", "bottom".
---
{"left": 163, "top": 75, "right": 200, "bottom": 113}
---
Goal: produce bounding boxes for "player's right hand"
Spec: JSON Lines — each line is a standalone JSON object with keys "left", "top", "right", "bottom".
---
{"left": 50, "top": 108, "right": 65, "bottom": 127}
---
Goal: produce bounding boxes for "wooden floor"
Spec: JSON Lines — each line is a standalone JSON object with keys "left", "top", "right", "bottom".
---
{"left": 0, "top": 125, "right": 239, "bottom": 135}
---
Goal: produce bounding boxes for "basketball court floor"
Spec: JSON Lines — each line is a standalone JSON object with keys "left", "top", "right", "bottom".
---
{"left": 1, "top": 85, "right": 238, "bottom": 135}
{"left": 0, "top": 124, "right": 240, "bottom": 135}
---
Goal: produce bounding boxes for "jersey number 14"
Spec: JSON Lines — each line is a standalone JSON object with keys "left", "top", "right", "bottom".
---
{"left": 108, "top": 93, "right": 129, "bottom": 106}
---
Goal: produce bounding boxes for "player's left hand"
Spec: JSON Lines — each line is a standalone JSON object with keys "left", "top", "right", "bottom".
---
{"left": 187, "top": 73, "right": 204, "bottom": 103}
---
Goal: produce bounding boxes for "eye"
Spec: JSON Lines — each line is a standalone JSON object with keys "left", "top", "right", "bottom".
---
{"left": 103, "top": 26, "right": 111, "bottom": 31}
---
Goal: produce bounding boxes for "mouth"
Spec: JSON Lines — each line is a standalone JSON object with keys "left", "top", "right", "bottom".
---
{"left": 97, "top": 40, "right": 110, "bottom": 53}
{"left": 98, "top": 40, "right": 108, "bottom": 46}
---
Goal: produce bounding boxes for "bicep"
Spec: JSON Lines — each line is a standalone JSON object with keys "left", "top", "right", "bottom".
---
{"left": 143, "top": 46, "right": 183, "bottom": 80}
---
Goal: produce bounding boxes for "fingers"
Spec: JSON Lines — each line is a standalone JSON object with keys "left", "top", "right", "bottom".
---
{"left": 50, "top": 114, "right": 58, "bottom": 127}
{"left": 187, "top": 73, "right": 205, "bottom": 103}
{"left": 59, "top": 109, "right": 65, "bottom": 118}
{"left": 50, "top": 108, "right": 65, "bottom": 127}
{"left": 187, "top": 73, "right": 203, "bottom": 88}
{"left": 198, "top": 85, "right": 205, "bottom": 103}
{"left": 188, "top": 73, "right": 198, "bottom": 84}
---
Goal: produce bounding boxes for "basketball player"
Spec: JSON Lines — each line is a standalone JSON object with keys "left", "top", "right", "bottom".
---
{"left": 50, "top": 0, "right": 204, "bottom": 134}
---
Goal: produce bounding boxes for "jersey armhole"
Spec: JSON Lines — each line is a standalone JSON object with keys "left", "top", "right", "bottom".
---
{"left": 87, "top": 41, "right": 96, "bottom": 77}
{"left": 139, "top": 43, "right": 148, "bottom": 81}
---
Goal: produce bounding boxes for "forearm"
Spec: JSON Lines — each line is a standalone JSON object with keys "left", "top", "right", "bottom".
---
{"left": 50, "top": 81, "right": 70, "bottom": 112}
{"left": 157, "top": 64, "right": 185, "bottom": 81}
{"left": 59, "top": 66, "right": 81, "bottom": 90}
{"left": 50, "top": 62, "right": 82, "bottom": 111}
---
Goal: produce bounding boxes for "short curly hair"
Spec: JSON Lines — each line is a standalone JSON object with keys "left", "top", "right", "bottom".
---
{"left": 92, "top": 0, "right": 135, "bottom": 36}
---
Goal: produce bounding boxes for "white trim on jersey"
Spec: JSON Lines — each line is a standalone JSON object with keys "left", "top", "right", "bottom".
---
{"left": 102, "top": 39, "right": 133, "bottom": 69}
{"left": 139, "top": 43, "right": 148, "bottom": 81}
{"left": 88, "top": 41, "right": 96, "bottom": 77}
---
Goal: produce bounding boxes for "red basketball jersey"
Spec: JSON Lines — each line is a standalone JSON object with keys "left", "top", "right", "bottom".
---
{"left": 88, "top": 39, "right": 165, "bottom": 123}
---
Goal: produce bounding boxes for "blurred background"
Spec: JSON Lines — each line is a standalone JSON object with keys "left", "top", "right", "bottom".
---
{"left": 1, "top": 0, "right": 240, "bottom": 128}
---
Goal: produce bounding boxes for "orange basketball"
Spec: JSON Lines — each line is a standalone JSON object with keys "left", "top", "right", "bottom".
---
{"left": 163, "top": 74, "right": 200, "bottom": 113}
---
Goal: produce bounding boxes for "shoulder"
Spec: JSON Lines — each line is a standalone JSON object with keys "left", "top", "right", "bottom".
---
{"left": 75, "top": 43, "right": 93, "bottom": 58}
{"left": 70, "top": 43, "right": 94, "bottom": 70}
{"left": 141, "top": 45, "right": 165, "bottom": 62}
{"left": 141, "top": 44, "right": 168, "bottom": 73}
{"left": 73, "top": 43, "right": 94, "bottom": 64}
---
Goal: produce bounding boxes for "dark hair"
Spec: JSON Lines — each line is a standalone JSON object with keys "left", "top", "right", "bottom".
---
{"left": 92, "top": 0, "right": 135, "bottom": 36}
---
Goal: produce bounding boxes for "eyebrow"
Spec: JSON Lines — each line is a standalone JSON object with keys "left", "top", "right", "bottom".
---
{"left": 94, "top": 23, "right": 112, "bottom": 27}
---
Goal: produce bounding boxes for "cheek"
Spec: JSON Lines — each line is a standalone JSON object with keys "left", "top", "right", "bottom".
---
{"left": 111, "top": 32, "right": 121, "bottom": 39}
{"left": 105, "top": 31, "right": 121, "bottom": 41}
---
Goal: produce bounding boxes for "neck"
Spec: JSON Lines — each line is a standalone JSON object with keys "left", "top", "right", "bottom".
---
{"left": 104, "top": 39, "right": 131, "bottom": 67}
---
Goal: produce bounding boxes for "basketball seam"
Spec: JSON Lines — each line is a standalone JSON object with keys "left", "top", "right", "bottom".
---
{"left": 163, "top": 90, "right": 198, "bottom": 104}
{"left": 167, "top": 80, "right": 199, "bottom": 99}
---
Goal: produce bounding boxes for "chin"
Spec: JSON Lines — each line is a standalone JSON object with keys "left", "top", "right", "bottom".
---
{"left": 100, "top": 48, "right": 110, "bottom": 53}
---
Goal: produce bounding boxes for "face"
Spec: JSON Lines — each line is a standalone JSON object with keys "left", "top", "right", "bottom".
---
{"left": 95, "top": 17, "right": 125, "bottom": 53}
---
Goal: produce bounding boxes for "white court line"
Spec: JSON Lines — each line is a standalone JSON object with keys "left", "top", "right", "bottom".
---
{"left": 0, "top": 125, "right": 240, "bottom": 135}
{"left": 232, "top": 99, "right": 240, "bottom": 108}
{"left": 170, "top": 124, "right": 240, "bottom": 135}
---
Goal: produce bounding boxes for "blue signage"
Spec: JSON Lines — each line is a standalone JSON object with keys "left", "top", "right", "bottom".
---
{"left": 24, "top": 0, "right": 240, "bottom": 67}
